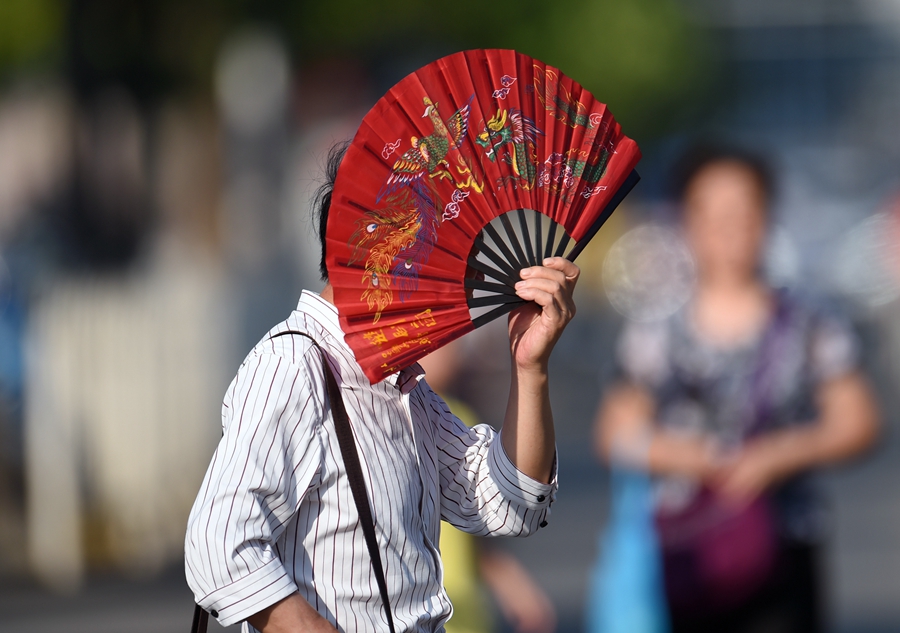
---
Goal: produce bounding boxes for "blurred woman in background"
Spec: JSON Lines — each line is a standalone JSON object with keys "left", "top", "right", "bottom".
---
{"left": 594, "top": 146, "right": 879, "bottom": 633}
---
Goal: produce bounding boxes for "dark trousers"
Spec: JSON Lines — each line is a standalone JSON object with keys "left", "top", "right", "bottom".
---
{"left": 670, "top": 541, "right": 823, "bottom": 633}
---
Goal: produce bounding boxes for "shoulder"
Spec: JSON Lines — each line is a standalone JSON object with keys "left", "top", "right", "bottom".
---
{"left": 777, "top": 290, "right": 860, "bottom": 380}
{"left": 227, "top": 311, "right": 331, "bottom": 404}
{"left": 244, "top": 304, "right": 342, "bottom": 375}
{"left": 616, "top": 317, "right": 673, "bottom": 387}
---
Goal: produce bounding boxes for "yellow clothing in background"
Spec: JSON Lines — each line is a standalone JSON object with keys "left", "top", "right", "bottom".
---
{"left": 440, "top": 397, "right": 494, "bottom": 633}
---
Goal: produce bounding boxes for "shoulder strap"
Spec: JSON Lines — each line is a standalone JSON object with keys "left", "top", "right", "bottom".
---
{"left": 192, "top": 330, "right": 397, "bottom": 633}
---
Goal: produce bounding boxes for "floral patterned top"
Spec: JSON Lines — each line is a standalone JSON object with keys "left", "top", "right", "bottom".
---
{"left": 615, "top": 290, "right": 860, "bottom": 543}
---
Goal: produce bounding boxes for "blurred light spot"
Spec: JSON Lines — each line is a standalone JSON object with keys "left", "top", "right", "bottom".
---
{"left": 833, "top": 213, "right": 900, "bottom": 308}
{"left": 602, "top": 224, "right": 695, "bottom": 322}
{"left": 764, "top": 225, "right": 801, "bottom": 288}
{"left": 215, "top": 29, "right": 290, "bottom": 136}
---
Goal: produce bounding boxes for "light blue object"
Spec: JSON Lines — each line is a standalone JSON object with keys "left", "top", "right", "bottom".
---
{"left": 586, "top": 468, "right": 670, "bottom": 633}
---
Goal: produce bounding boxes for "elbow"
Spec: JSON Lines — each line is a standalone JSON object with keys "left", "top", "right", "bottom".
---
{"left": 849, "top": 379, "right": 882, "bottom": 458}
{"left": 852, "top": 404, "right": 881, "bottom": 457}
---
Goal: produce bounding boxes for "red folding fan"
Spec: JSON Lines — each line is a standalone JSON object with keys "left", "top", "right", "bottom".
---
{"left": 326, "top": 49, "right": 641, "bottom": 383}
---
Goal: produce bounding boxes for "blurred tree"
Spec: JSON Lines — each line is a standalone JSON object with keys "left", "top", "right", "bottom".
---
{"left": 282, "top": 0, "right": 716, "bottom": 139}
{"left": 0, "top": 0, "right": 717, "bottom": 139}
{"left": 0, "top": 0, "right": 64, "bottom": 79}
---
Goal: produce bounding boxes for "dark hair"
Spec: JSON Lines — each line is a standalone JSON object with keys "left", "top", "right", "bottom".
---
{"left": 671, "top": 143, "right": 774, "bottom": 205}
{"left": 311, "top": 140, "right": 350, "bottom": 281}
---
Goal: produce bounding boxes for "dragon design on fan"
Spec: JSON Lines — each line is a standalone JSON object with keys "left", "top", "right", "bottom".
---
{"left": 475, "top": 108, "right": 543, "bottom": 190}
{"left": 352, "top": 95, "right": 475, "bottom": 323}
{"left": 532, "top": 65, "right": 595, "bottom": 129}
{"left": 539, "top": 147, "right": 612, "bottom": 202}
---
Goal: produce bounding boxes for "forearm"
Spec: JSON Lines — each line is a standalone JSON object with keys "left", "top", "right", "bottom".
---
{"left": 754, "top": 373, "right": 880, "bottom": 483}
{"left": 747, "top": 420, "right": 876, "bottom": 482}
{"left": 643, "top": 431, "right": 715, "bottom": 479}
{"left": 246, "top": 593, "right": 337, "bottom": 633}
{"left": 501, "top": 364, "right": 555, "bottom": 483}
{"left": 597, "top": 384, "right": 714, "bottom": 480}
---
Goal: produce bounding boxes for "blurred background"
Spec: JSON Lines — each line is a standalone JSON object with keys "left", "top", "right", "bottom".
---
{"left": 0, "top": 0, "right": 899, "bottom": 631}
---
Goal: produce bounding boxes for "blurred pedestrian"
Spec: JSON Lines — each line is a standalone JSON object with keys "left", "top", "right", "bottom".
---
{"left": 593, "top": 145, "right": 879, "bottom": 633}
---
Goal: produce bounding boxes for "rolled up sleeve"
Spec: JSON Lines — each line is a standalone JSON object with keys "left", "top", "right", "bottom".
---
{"left": 184, "top": 350, "right": 325, "bottom": 627}
{"left": 434, "top": 392, "right": 557, "bottom": 538}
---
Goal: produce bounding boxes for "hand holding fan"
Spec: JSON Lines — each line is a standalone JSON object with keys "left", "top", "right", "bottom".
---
{"left": 326, "top": 49, "right": 641, "bottom": 383}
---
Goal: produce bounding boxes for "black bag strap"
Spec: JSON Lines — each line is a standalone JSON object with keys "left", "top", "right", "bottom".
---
{"left": 191, "top": 330, "right": 396, "bottom": 633}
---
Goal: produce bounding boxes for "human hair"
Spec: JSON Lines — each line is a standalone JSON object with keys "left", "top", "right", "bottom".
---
{"left": 311, "top": 140, "right": 350, "bottom": 281}
{"left": 671, "top": 143, "right": 774, "bottom": 207}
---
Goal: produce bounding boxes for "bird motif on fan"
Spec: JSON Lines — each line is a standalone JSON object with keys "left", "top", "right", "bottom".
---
{"left": 348, "top": 198, "right": 436, "bottom": 324}
{"left": 354, "top": 94, "right": 476, "bottom": 323}
{"left": 378, "top": 95, "right": 474, "bottom": 200}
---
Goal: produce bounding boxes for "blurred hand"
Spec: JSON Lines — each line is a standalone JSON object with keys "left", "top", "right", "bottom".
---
{"left": 712, "top": 441, "right": 781, "bottom": 503}
{"left": 510, "top": 257, "right": 579, "bottom": 372}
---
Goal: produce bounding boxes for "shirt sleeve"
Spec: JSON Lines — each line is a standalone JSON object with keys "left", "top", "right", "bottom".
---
{"left": 809, "top": 308, "right": 860, "bottom": 384}
{"left": 184, "top": 350, "right": 326, "bottom": 627}
{"left": 430, "top": 389, "right": 557, "bottom": 537}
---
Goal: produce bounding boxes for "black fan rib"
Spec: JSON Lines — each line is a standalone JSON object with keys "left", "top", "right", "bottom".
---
{"left": 467, "top": 170, "right": 641, "bottom": 329}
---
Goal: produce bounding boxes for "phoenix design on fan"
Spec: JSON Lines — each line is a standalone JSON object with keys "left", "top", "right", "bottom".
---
{"left": 351, "top": 94, "right": 481, "bottom": 323}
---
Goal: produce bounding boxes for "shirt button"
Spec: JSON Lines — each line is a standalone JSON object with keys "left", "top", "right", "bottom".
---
{"left": 537, "top": 494, "right": 546, "bottom": 502}
{"left": 540, "top": 520, "right": 548, "bottom": 528}
{"left": 210, "top": 609, "right": 219, "bottom": 618}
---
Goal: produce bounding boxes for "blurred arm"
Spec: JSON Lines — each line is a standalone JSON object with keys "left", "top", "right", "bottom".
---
{"left": 716, "top": 371, "right": 880, "bottom": 500}
{"left": 478, "top": 547, "right": 557, "bottom": 633}
{"left": 594, "top": 382, "right": 716, "bottom": 479}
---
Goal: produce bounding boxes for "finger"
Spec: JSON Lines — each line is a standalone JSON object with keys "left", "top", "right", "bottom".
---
{"left": 515, "top": 277, "right": 565, "bottom": 297}
{"left": 518, "top": 274, "right": 576, "bottom": 318}
{"left": 541, "top": 257, "right": 580, "bottom": 283}
{"left": 519, "top": 265, "right": 567, "bottom": 288}
{"left": 514, "top": 284, "right": 562, "bottom": 310}
{"left": 514, "top": 286, "right": 568, "bottom": 325}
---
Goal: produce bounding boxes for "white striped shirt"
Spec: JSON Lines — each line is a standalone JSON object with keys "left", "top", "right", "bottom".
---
{"left": 185, "top": 291, "right": 557, "bottom": 632}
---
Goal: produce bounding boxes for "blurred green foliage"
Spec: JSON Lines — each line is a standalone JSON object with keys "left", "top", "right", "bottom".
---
{"left": 0, "top": 0, "right": 715, "bottom": 140}
{"left": 0, "top": 0, "right": 64, "bottom": 73}
{"left": 287, "top": 0, "right": 715, "bottom": 138}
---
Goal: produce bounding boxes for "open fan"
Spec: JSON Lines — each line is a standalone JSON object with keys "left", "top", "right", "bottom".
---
{"left": 327, "top": 49, "right": 641, "bottom": 383}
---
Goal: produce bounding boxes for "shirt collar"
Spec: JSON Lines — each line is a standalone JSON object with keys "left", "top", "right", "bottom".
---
{"left": 297, "top": 289, "right": 344, "bottom": 341}
{"left": 297, "top": 290, "right": 425, "bottom": 392}
{"left": 393, "top": 362, "right": 426, "bottom": 394}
